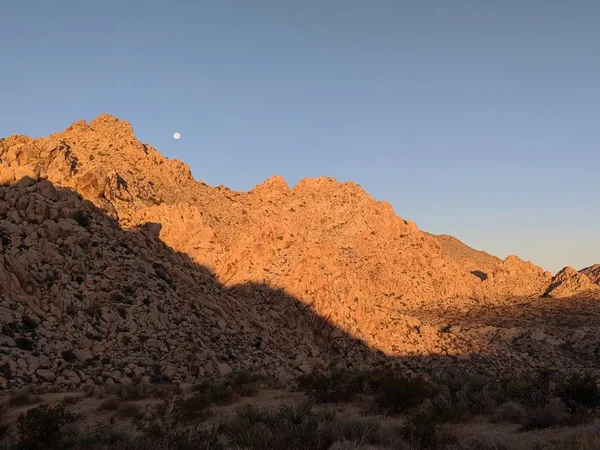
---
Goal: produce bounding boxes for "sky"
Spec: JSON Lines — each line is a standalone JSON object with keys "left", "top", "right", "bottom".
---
{"left": 1, "top": 1, "right": 598, "bottom": 273}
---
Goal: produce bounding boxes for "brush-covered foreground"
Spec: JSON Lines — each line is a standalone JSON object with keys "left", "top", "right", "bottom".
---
{"left": 1, "top": 369, "right": 600, "bottom": 449}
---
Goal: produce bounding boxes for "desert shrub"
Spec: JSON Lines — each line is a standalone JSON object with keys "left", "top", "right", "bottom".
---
{"left": 529, "top": 429, "right": 600, "bottom": 450}
{"left": 228, "top": 371, "right": 262, "bottom": 397}
{"left": 9, "top": 390, "right": 40, "bottom": 408}
{"left": 374, "top": 373, "right": 431, "bottom": 414}
{"left": 171, "top": 394, "right": 212, "bottom": 422}
{"left": 401, "top": 408, "right": 442, "bottom": 450}
{"left": 83, "top": 384, "right": 106, "bottom": 399}
{"left": 374, "top": 424, "right": 413, "bottom": 449}
{"left": 520, "top": 402, "right": 567, "bottom": 431}
{"left": 17, "top": 404, "right": 79, "bottom": 448}
{"left": 430, "top": 376, "right": 495, "bottom": 422}
{"left": 297, "top": 369, "right": 431, "bottom": 412}
{"left": 492, "top": 401, "right": 526, "bottom": 423}
{"left": 225, "top": 370, "right": 262, "bottom": 390}
{"left": 445, "top": 438, "right": 509, "bottom": 450}
{"left": 99, "top": 397, "right": 121, "bottom": 411}
{"left": 192, "top": 371, "right": 262, "bottom": 406}
{"left": 116, "top": 383, "right": 147, "bottom": 402}
{"left": 59, "top": 395, "right": 82, "bottom": 406}
{"left": 62, "top": 427, "right": 222, "bottom": 450}
{"left": 134, "top": 394, "right": 212, "bottom": 442}
{"left": 296, "top": 370, "right": 370, "bottom": 403}
{"left": 555, "top": 373, "right": 600, "bottom": 412}
{"left": 431, "top": 386, "right": 469, "bottom": 422}
{"left": 221, "top": 400, "right": 334, "bottom": 450}
{"left": 502, "top": 370, "right": 552, "bottom": 407}
{"left": 320, "top": 416, "right": 378, "bottom": 444}
{"left": 0, "top": 422, "right": 16, "bottom": 449}
{"left": 118, "top": 403, "right": 143, "bottom": 419}
{"left": 144, "top": 383, "right": 179, "bottom": 399}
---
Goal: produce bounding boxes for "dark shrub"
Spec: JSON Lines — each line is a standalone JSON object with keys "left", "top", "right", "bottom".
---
{"left": 59, "top": 396, "right": 81, "bottom": 406}
{"left": 17, "top": 404, "right": 79, "bottom": 447}
{"left": 191, "top": 371, "right": 262, "bottom": 405}
{"left": 520, "top": 403, "right": 566, "bottom": 431}
{"left": 295, "top": 370, "right": 370, "bottom": 403}
{"left": 9, "top": 390, "right": 39, "bottom": 408}
{"left": 99, "top": 397, "right": 120, "bottom": 411}
{"left": 135, "top": 394, "right": 212, "bottom": 441}
{"left": 555, "top": 373, "right": 600, "bottom": 412}
{"left": 118, "top": 403, "right": 143, "bottom": 419}
{"left": 502, "top": 370, "right": 551, "bottom": 407}
{"left": 221, "top": 401, "right": 333, "bottom": 450}
{"left": 401, "top": 408, "right": 440, "bottom": 449}
{"left": 430, "top": 375, "right": 495, "bottom": 422}
{"left": 116, "top": 383, "right": 147, "bottom": 401}
{"left": 375, "top": 373, "right": 431, "bottom": 414}
{"left": 492, "top": 401, "right": 526, "bottom": 424}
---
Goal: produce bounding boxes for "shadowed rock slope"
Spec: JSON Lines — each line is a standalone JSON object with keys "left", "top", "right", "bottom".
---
{"left": 0, "top": 179, "right": 388, "bottom": 390}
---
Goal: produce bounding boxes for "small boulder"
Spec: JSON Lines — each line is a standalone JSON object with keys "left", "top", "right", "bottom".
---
{"left": 37, "top": 369, "right": 56, "bottom": 382}
{"left": 73, "top": 348, "right": 93, "bottom": 362}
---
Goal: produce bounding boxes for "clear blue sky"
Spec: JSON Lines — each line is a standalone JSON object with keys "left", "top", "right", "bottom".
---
{"left": 1, "top": 1, "right": 598, "bottom": 273}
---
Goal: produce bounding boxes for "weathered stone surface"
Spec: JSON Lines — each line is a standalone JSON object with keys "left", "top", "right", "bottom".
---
{"left": 73, "top": 349, "right": 93, "bottom": 362}
{"left": 217, "top": 363, "right": 232, "bottom": 376}
{"left": 37, "top": 369, "right": 56, "bottom": 382}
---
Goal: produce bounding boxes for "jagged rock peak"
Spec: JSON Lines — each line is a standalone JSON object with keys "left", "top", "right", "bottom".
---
{"left": 251, "top": 175, "right": 290, "bottom": 194}
{"left": 545, "top": 266, "right": 600, "bottom": 298}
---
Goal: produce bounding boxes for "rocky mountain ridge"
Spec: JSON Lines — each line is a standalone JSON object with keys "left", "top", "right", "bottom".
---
{"left": 1, "top": 114, "right": 599, "bottom": 390}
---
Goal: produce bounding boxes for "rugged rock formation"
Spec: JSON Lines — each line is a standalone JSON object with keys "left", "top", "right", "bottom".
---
{"left": 0, "top": 179, "right": 386, "bottom": 390}
{"left": 1, "top": 114, "right": 599, "bottom": 390}
{"left": 581, "top": 264, "right": 600, "bottom": 284}
{"left": 544, "top": 266, "right": 600, "bottom": 298}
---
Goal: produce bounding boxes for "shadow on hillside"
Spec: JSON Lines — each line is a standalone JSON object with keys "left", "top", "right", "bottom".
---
{"left": 2, "top": 178, "right": 599, "bottom": 391}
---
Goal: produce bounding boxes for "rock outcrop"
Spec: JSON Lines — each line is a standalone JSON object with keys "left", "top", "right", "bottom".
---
{"left": 544, "top": 266, "right": 600, "bottom": 298}
{"left": 1, "top": 115, "right": 599, "bottom": 390}
{"left": 0, "top": 179, "right": 385, "bottom": 390}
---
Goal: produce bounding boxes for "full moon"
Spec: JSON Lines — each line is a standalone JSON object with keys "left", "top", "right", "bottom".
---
{"left": 173, "top": 132, "right": 181, "bottom": 140}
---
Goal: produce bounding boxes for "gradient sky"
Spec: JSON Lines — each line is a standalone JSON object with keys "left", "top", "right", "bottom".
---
{"left": 1, "top": 1, "right": 598, "bottom": 273}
